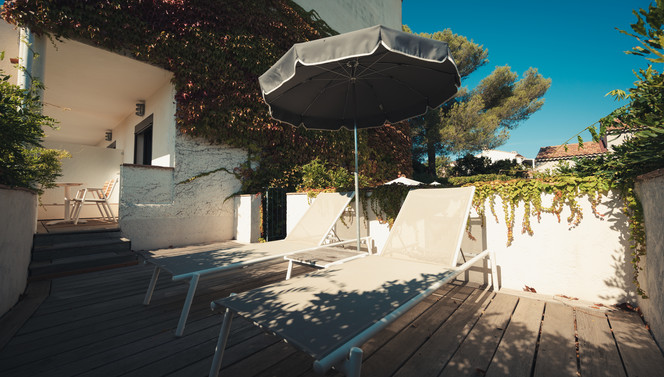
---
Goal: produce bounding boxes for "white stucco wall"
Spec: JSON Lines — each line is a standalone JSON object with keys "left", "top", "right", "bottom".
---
{"left": 0, "top": 186, "right": 37, "bottom": 316}
{"left": 234, "top": 194, "right": 262, "bottom": 243}
{"left": 285, "top": 192, "right": 390, "bottom": 252}
{"left": 477, "top": 191, "right": 634, "bottom": 305}
{"left": 274, "top": 189, "right": 634, "bottom": 305}
{"left": 120, "top": 133, "right": 247, "bottom": 250}
{"left": 635, "top": 169, "right": 664, "bottom": 348}
{"left": 293, "top": 0, "right": 402, "bottom": 33}
{"left": 535, "top": 159, "right": 576, "bottom": 172}
{"left": 108, "top": 80, "right": 176, "bottom": 167}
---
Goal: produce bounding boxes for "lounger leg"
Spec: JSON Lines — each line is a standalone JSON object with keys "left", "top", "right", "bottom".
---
{"left": 343, "top": 347, "right": 363, "bottom": 377}
{"left": 175, "top": 273, "right": 200, "bottom": 337}
{"left": 209, "top": 308, "right": 234, "bottom": 377}
{"left": 490, "top": 250, "right": 499, "bottom": 290}
{"left": 143, "top": 266, "right": 161, "bottom": 305}
{"left": 286, "top": 260, "right": 293, "bottom": 280}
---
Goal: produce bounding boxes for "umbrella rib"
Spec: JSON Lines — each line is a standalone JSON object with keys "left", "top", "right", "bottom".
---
{"left": 354, "top": 50, "right": 389, "bottom": 77}
{"left": 300, "top": 78, "right": 350, "bottom": 118}
{"left": 358, "top": 65, "right": 458, "bottom": 103}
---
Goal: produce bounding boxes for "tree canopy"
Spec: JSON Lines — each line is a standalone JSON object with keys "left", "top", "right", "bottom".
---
{"left": 406, "top": 26, "right": 551, "bottom": 179}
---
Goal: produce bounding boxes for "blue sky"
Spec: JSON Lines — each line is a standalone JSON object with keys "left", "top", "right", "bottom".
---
{"left": 403, "top": 0, "right": 655, "bottom": 158}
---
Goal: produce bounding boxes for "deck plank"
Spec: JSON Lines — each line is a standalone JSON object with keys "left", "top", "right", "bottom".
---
{"left": 1, "top": 263, "right": 661, "bottom": 377}
{"left": 485, "top": 297, "right": 545, "bottom": 377}
{"left": 532, "top": 302, "right": 578, "bottom": 377}
{"left": 439, "top": 293, "right": 519, "bottom": 377}
{"left": 609, "top": 310, "right": 664, "bottom": 377}
{"left": 361, "top": 284, "right": 476, "bottom": 376}
{"left": 576, "top": 310, "right": 627, "bottom": 377}
{"left": 393, "top": 288, "right": 493, "bottom": 377}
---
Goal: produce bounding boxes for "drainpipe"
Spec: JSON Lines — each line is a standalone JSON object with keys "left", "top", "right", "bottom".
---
{"left": 17, "top": 27, "right": 45, "bottom": 98}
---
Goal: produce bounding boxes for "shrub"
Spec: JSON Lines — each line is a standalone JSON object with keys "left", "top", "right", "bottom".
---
{"left": 0, "top": 62, "right": 68, "bottom": 193}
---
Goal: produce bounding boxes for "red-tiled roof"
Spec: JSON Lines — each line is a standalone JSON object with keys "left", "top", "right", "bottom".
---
{"left": 535, "top": 142, "right": 608, "bottom": 161}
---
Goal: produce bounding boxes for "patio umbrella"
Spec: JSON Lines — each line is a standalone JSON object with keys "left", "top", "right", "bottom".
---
{"left": 259, "top": 24, "right": 461, "bottom": 251}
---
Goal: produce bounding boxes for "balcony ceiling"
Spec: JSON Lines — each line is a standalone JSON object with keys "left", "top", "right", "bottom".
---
{"left": 41, "top": 38, "right": 173, "bottom": 145}
{"left": 1, "top": 21, "right": 173, "bottom": 146}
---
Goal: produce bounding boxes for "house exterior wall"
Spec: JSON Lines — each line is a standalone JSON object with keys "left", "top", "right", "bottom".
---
{"left": 535, "top": 159, "right": 576, "bottom": 172}
{"left": 293, "top": 0, "right": 402, "bottom": 33}
{"left": 120, "top": 2, "right": 403, "bottom": 249}
{"left": 476, "top": 150, "right": 523, "bottom": 164}
{"left": 107, "top": 80, "right": 177, "bottom": 167}
{"left": 0, "top": 186, "right": 37, "bottom": 316}
{"left": 635, "top": 169, "right": 664, "bottom": 348}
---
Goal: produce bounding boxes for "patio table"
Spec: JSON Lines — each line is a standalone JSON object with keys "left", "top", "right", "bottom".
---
{"left": 46, "top": 182, "right": 87, "bottom": 225}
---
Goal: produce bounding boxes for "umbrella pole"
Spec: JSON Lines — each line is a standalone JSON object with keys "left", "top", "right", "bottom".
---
{"left": 354, "top": 122, "right": 361, "bottom": 252}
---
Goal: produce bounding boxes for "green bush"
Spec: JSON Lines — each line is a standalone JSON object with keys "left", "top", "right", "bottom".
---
{"left": 297, "top": 158, "right": 369, "bottom": 191}
{"left": 0, "top": 62, "right": 68, "bottom": 193}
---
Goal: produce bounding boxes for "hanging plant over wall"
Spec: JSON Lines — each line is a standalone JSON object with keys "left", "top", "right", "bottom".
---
{"left": 1, "top": 0, "right": 412, "bottom": 191}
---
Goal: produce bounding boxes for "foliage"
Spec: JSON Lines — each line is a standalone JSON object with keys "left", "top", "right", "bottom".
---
{"left": 365, "top": 183, "right": 412, "bottom": 227}
{"left": 297, "top": 158, "right": 370, "bottom": 192}
{"left": 1, "top": 0, "right": 412, "bottom": 192}
{"left": 405, "top": 26, "right": 551, "bottom": 179}
{"left": 0, "top": 63, "right": 68, "bottom": 194}
{"left": 618, "top": 0, "right": 664, "bottom": 63}
{"left": 467, "top": 176, "right": 610, "bottom": 247}
{"left": 574, "top": 0, "right": 663, "bottom": 297}
{"left": 448, "top": 174, "right": 513, "bottom": 186}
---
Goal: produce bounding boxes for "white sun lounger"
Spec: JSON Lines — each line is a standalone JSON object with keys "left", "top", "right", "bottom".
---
{"left": 208, "top": 187, "right": 498, "bottom": 377}
{"left": 141, "top": 191, "right": 357, "bottom": 336}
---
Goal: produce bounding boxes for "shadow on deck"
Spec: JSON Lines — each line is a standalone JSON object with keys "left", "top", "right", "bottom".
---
{"left": 0, "top": 262, "right": 663, "bottom": 377}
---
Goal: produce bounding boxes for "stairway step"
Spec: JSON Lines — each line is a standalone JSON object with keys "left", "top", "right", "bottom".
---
{"left": 33, "top": 229, "right": 123, "bottom": 249}
{"left": 31, "top": 239, "right": 131, "bottom": 262}
{"left": 29, "top": 251, "right": 138, "bottom": 280}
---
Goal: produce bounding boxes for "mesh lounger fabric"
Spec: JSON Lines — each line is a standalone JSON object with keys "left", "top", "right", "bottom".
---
{"left": 212, "top": 187, "right": 475, "bottom": 360}
{"left": 141, "top": 192, "right": 354, "bottom": 278}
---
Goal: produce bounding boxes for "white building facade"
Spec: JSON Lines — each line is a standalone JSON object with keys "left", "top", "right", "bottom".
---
{"left": 2, "top": 1, "right": 402, "bottom": 250}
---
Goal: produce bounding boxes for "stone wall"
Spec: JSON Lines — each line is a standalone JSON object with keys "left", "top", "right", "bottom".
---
{"left": 0, "top": 186, "right": 37, "bottom": 316}
{"left": 635, "top": 168, "right": 664, "bottom": 348}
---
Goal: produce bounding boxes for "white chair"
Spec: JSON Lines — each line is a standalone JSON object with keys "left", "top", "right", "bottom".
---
{"left": 71, "top": 177, "right": 118, "bottom": 224}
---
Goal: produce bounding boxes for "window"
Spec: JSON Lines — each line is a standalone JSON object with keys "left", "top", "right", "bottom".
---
{"left": 134, "top": 114, "right": 153, "bottom": 165}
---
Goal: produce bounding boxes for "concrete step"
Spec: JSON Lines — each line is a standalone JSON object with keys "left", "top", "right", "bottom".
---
{"left": 30, "top": 228, "right": 135, "bottom": 280}
{"left": 29, "top": 251, "right": 138, "bottom": 280}
{"left": 33, "top": 229, "right": 123, "bottom": 250}
{"left": 31, "top": 239, "right": 131, "bottom": 262}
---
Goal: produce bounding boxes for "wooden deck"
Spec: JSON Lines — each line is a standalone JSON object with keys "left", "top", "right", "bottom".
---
{"left": 1, "top": 261, "right": 663, "bottom": 377}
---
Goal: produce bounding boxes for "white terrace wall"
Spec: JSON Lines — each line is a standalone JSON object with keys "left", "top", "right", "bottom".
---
{"left": 473, "top": 191, "right": 635, "bottom": 305}
{"left": 258, "top": 189, "right": 635, "bottom": 306}
{"left": 0, "top": 186, "right": 37, "bottom": 316}
{"left": 635, "top": 169, "right": 664, "bottom": 348}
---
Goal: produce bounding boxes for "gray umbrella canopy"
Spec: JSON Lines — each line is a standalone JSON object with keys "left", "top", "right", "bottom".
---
{"left": 259, "top": 25, "right": 461, "bottom": 130}
{"left": 259, "top": 25, "right": 460, "bottom": 250}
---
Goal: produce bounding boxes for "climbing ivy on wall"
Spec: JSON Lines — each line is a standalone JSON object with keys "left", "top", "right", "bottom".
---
{"left": 1, "top": 0, "right": 412, "bottom": 191}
